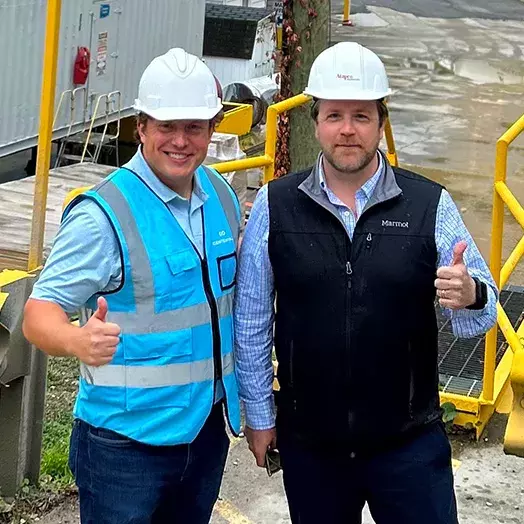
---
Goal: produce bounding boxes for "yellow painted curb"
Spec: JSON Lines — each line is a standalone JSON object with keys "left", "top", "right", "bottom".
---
{"left": 215, "top": 499, "right": 254, "bottom": 524}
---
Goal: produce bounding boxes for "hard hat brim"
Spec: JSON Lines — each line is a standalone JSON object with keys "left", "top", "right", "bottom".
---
{"left": 303, "top": 87, "right": 392, "bottom": 100}
{"left": 134, "top": 102, "right": 223, "bottom": 121}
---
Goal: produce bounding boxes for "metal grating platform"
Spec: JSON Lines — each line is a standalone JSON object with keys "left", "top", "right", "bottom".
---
{"left": 438, "top": 286, "right": 524, "bottom": 398}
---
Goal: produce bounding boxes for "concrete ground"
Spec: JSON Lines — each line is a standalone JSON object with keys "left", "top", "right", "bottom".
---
{"left": 12, "top": 1, "right": 524, "bottom": 522}
{"left": 38, "top": 414, "right": 524, "bottom": 524}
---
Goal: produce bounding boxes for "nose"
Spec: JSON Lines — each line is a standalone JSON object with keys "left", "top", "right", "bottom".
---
{"left": 170, "top": 130, "right": 189, "bottom": 149}
{"left": 339, "top": 117, "right": 356, "bottom": 136}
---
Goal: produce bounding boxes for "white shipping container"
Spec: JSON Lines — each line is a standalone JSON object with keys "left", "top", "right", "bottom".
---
{"left": 0, "top": 0, "right": 206, "bottom": 158}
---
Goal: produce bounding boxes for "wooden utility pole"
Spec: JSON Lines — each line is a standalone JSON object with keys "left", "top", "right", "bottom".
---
{"left": 282, "top": 0, "right": 330, "bottom": 173}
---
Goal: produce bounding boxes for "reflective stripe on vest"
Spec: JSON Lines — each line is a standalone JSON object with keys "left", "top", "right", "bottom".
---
{"left": 80, "top": 352, "right": 235, "bottom": 388}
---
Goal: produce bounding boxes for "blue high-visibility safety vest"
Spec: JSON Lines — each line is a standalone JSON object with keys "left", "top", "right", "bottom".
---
{"left": 63, "top": 165, "right": 241, "bottom": 445}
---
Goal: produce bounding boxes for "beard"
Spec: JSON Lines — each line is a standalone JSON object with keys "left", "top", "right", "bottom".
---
{"left": 323, "top": 141, "right": 379, "bottom": 175}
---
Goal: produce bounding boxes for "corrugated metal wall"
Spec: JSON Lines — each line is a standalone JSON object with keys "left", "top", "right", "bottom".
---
{"left": 0, "top": 0, "right": 206, "bottom": 158}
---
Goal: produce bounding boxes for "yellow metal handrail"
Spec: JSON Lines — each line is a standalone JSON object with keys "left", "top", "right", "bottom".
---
{"left": 213, "top": 94, "right": 311, "bottom": 183}
{"left": 485, "top": 114, "right": 524, "bottom": 396}
{"left": 486, "top": 113, "right": 524, "bottom": 454}
{"left": 213, "top": 94, "right": 399, "bottom": 182}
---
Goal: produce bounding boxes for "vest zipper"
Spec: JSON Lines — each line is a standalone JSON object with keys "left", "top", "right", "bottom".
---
{"left": 366, "top": 232, "right": 372, "bottom": 248}
{"left": 200, "top": 213, "right": 239, "bottom": 437}
{"left": 200, "top": 257, "right": 222, "bottom": 386}
{"left": 185, "top": 210, "right": 239, "bottom": 437}
{"left": 346, "top": 242, "right": 353, "bottom": 429}
{"left": 346, "top": 261, "right": 353, "bottom": 285}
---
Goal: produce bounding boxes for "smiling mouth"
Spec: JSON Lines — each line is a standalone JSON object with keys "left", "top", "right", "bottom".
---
{"left": 165, "top": 152, "right": 192, "bottom": 161}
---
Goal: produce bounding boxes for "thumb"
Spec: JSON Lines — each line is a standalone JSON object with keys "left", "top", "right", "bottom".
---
{"left": 92, "top": 296, "right": 108, "bottom": 322}
{"left": 452, "top": 241, "right": 467, "bottom": 266}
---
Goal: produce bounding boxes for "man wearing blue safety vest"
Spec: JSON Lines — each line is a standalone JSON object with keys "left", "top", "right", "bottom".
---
{"left": 235, "top": 42, "right": 498, "bottom": 524}
{"left": 23, "top": 48, "right": 241, "bottom": 524}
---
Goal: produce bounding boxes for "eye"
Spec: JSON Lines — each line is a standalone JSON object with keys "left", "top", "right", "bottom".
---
{"left": 326, "top": 113, "right": 340, "bottom": 121}
{"left": 158, "top": 122, "right": 172, "bottom": 132}
{"left": 188, "top": 122, "right": 206, "bottom": 133}
{"left": 355, "top": 113, "right": 370, "bottom": 122}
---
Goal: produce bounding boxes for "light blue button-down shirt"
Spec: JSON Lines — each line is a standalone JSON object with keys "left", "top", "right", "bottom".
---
{"left": 234, "top": 153, "right": 498, "bottom": 430}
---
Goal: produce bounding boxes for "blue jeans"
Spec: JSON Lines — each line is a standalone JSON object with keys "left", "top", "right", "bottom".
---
{"left": 68, "top": 403, "right": 229, "bottom": 524}
{"left": 279, "top": 422, "right": 458, "bottom": 524}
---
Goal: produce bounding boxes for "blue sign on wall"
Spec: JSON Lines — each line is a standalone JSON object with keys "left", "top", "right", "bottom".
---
{"left": 100, "top": 4, "right": 110, "bottom": 19}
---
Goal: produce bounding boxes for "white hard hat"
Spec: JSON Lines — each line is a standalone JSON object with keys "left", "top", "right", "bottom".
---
{"left": 134, "top": 48, "right": 222, "bottom": 121}
{"left": 304, "top": 42, "right": 391, "bottom": 101}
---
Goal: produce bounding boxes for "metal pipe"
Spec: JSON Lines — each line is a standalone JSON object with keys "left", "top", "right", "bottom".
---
{"left": 497, "top": 303, "right": 521, "bottom": 354}
{"left": 28, "top": 0, "right": 62, "bottom": 271}
{"left": 211, "top": 154, "right": 273, "bottom": 174}
{"left": 263, "top": 94, "right": 311, "bottom": 183}
{"left": 500, "top": 236, "right": 524, "bottom": 289}
{"left": 496, "top": 181, "right": 524, "bottom": 229}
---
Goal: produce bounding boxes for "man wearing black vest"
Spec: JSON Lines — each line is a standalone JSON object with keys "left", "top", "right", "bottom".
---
{"left": 234, "top": 42, "right": 497, "bottom": 524}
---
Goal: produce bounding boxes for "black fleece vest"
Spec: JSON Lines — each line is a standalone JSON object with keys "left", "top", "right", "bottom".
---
{"left": 268, "top": 166, "right": 444, "bottom": 452}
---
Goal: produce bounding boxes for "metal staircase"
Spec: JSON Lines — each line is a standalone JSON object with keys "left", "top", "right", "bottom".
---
{"left": 54, "top": 90, "right": 122, "bottom": 168}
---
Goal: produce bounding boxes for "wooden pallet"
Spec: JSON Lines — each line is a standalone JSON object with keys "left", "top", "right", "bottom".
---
{"left": 0, "top": 163, "right": 114, "bottom": 271}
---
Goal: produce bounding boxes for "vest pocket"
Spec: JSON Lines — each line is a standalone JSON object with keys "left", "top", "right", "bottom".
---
{"left": 164, "top": 250, "right": 200, "bottom": 307}
{"left": 124, "top": 329, "right": 193, "bottom": 411}
{"left": 217, "top": 252, "right": 237, "bottom": 291}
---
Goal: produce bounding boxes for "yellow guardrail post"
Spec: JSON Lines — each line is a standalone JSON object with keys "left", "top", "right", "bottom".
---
{"left": 27, "top": 0, "right": 62, "bottom": 271}
{"left": 263, "top": 94, "right": 312, "bottom": 183}
{"left": 343, "top": 0, "right": 353, "bottom": 26}
{"left": 384, "top": 118, "right": 398, "bottom": 168}
{"left": 275, "top": 1, "right": 283, "bottom": 50}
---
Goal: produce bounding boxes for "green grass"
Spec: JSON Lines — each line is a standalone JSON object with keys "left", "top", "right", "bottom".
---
{"left": 40, "top": 357, "right": 79, "bottom": 487}
{"left": 0, "top": 357, "right": 78, "bottom": 523}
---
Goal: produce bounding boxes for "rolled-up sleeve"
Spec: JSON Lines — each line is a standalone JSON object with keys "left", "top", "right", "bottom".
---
{"left": 31, "top": 199, "right": 121, "bottom": 313}
{"left": 234, "top": 184, "right": 276, "bottom": 430}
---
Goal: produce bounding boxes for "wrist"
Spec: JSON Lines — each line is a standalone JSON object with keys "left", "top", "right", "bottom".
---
{"left": 62, "top": 323, "right": 81, "bottom": 358}
{"left": 466, "top": 277, "right": 488, "bottom": 310}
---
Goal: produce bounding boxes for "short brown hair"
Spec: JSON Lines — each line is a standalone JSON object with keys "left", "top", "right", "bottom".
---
{"left": 310, "top": 98, "right": 389, "bottom": 127}
{"left": 134, "top": 110, "right": 225, "bottom": 144}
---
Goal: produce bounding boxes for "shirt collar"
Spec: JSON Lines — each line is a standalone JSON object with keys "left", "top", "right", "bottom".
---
{"left": 319, "top": 151, "right": 384, "bottom": 200}
{"left": 124, "top": 147, "right": 208, "bottom": 204}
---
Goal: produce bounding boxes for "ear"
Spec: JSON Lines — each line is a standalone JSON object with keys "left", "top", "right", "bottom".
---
{"left": 137, "top": 121, "right": 147, "bottom": 143}
{"left": 314, "top": 121, "right": 319, "bottom": 141}
{"left": 379, "top": 120, "right": 386, "bottom": 141}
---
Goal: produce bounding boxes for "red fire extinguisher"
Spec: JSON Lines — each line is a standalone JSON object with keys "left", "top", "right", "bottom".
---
{"left": 73, "top": 47, "right": 90, "bottom": 85}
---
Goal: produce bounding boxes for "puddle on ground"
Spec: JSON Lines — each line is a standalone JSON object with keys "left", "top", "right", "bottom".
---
{"left": 382, "top": 56, "right": 524, "bottom": 85}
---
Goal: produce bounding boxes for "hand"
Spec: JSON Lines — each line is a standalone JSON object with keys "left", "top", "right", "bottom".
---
{"left": 244, "top": 426, "right": 277, "bottom": 467}
{"left": 72, "top": 297, "right": 121, "bottom": 366}
{"left": 435, "top": 241, "right": 476, "bottom": 310}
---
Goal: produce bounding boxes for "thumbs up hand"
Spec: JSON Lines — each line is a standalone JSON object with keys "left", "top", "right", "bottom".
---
{"left": 435, "top": 241, "right": 476, "bottom": 310}
{"left": 74, "top": 297, "right": 121, "bottom": 366}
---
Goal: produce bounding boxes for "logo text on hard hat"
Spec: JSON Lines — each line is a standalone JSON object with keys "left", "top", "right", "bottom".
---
{"left": 337, "top": 73, "right": 360, "bottom": 81}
